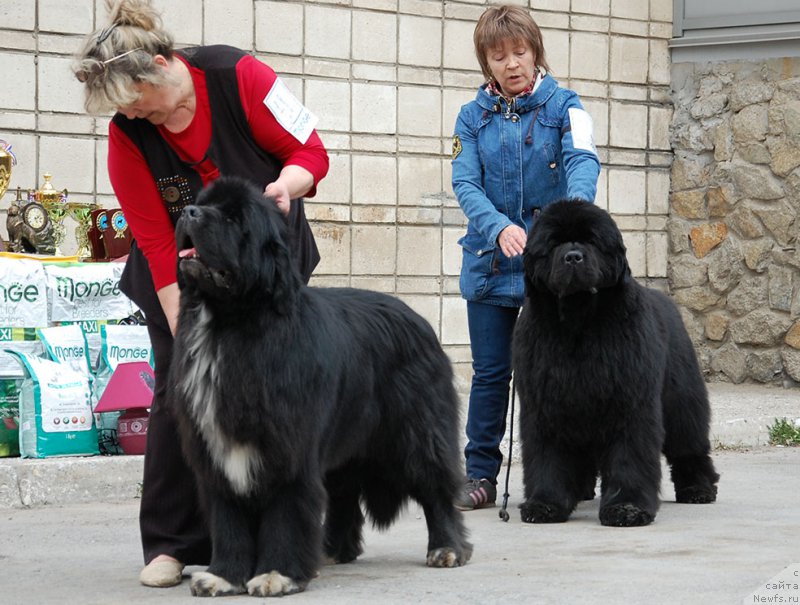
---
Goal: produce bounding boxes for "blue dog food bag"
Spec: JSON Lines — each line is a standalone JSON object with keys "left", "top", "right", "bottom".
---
{"left": 7, "top": 350, "right": 98, "bottom": 458}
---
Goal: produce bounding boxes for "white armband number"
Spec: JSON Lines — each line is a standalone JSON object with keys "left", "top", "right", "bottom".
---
{"left": 264, "top": 78, "right": 319, "bottom": 144}
{"left": 567, "top": 108, "right": 597, "bottom": 155}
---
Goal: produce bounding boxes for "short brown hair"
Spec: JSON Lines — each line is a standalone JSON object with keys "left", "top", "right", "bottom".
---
{"left": 473, "top": 5, "right": 550, "bottom": 81}
{"left": 73, "top": 0, "right": 176, "bottom": 114}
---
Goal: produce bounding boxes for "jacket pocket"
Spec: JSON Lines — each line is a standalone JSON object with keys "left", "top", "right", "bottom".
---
{"left": 458, "top": 233, "right": 496, "bottom": 301}
{"left": 543, "top": 141, "right": 561, "bottom": 187}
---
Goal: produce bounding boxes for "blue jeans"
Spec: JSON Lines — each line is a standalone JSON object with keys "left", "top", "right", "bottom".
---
{"left": 464, "top": 301, "right": 520, "bottom": 483}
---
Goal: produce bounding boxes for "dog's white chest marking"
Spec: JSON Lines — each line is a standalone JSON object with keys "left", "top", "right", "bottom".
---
{"left": 180, "top": 305, "right": 261, "bottom": 496}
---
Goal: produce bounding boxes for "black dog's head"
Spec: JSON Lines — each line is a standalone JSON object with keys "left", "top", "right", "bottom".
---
{"left": 523, "top": 200, "right": 630, "bottom": 299}
{"left": 175, "top": 176, "right": 299, "bottom": 312}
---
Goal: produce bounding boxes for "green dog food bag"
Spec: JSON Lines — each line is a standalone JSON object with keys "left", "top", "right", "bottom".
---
{"left": 0, "top": 258, "right": 49, "bottom": 327}
{"left": 93, "top": 324, "right": 153, "bottom": 401}
{"left": 53, "top": 319, "right": 114, "bottom": 373}
{"left": 92, "top": 324, "right": 153, "bottom": 454}
{"left": 38, "top": 324, "right": 93, "bottom": 379}
{"left": 45, "top": 262, "right": 134, "bottom": 323}
{"left": 0, "top": 327, "right": 43, "bottom": 379}
{"left": 0, "top": 378, "right": 21, "bottom": 457}
{"left": 6, "top": 350, "right": 98, "bottom": 458}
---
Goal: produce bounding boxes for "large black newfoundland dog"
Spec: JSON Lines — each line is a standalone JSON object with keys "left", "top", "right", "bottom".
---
{"left": 513, "top": 200, "right": 719, "bottom": 527}
{"left": 170, "top": 177, "right": 471, "bottom": 597}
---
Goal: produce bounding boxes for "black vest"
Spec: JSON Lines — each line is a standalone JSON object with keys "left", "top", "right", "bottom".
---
{"left": 116, "top": 45, "right": 320, "bottom": 326}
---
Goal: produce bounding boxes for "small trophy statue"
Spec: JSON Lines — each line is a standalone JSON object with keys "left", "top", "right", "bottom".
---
{"left": 6, "top": 186, "right": 57, "bottom": 255}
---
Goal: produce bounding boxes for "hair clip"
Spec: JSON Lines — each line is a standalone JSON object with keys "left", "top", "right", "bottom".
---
{"left": 96, "top": 24, "right": 118, "bottom": 45}
{"left": 76, "top": 47, "right": 142, "bottom": 83}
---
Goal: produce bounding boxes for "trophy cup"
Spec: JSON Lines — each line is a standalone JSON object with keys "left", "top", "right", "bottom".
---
{"left": 67, "top": 201, "right": 99, "bottom": 260}
{"left": 0, "top": 139, "right": 16, "bottom": 200}
{"left": 34, "top": 173, "right": 69, "bottom": 252}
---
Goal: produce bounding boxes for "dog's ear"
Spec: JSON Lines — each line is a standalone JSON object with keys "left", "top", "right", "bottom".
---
{"left": 256, "top": 198, "right": 302, "bottom": 314}
{"left": 522, "top": 240, "right": 546, "bottom": 294}
{"left": 617, "top": 253, "right": 632, "bottom": 285}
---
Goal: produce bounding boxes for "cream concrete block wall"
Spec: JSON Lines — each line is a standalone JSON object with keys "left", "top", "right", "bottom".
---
{"left": 39, "top": 0, "right": 93, "bottom": 34}
{"left": 1, "top": 1, "right": 36, "bottom": 29}
{"left": 204, "top": 0, "right": 254, "bottom": 49}
{"left": 399, "top": 15, "right": 442, "bottom": 67}
{"left": 149, "top": 0, "right": 203, "bottom": 45}
{"left": 0, "top": 0, "right": 674, "bottom": 376}
{"left": 256, "top": 2, "right": 304, "bottom": 54}
{"left": 2, "top": 53, "right": 37, "bottom": 111}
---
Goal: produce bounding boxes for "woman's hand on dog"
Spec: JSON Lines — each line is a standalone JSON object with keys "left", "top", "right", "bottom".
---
{"left": 498, "top": 224, "right": 527, "bottom": 258}
{"left": 264, "top": 180, "right": 292, "bottom": 215}
{"left": 264, "top": 165, "right": 317, "bottom": 216}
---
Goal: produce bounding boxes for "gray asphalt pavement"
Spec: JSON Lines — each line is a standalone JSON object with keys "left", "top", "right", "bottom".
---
{"left": 1, "top": 383, "right": 798, "bottom": 605}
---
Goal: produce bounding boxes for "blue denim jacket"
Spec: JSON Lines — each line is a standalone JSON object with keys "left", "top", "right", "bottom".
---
{"left": 452, "top": 74, "right": 601, "bottom": 307}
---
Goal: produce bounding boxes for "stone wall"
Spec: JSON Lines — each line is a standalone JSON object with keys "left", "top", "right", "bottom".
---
{"left": 0, "top": 0, "right": 674, "bottom": 385}
{"left": 670, "top": 58, "right": 800, "bottom": 385}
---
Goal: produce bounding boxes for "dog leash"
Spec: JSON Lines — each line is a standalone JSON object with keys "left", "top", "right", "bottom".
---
{"left": 499, "top": 374, "right": 515, "bottom": 522}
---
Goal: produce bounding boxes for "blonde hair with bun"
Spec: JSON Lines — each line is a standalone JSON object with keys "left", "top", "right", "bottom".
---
{"left": 73, "top": 0, "right": 177, "bottom": 114}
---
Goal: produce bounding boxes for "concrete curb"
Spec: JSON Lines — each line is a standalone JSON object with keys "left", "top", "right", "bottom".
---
{"left": 705, "top": 382, "right": 799, "bottom": 447}
{"left": 0, "top": 455, "right": 142, "bottom": 508}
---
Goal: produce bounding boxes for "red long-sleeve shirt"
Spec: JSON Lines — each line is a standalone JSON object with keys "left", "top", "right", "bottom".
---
{"left": 108, "top": 53, "right": 329, "bottom": 291}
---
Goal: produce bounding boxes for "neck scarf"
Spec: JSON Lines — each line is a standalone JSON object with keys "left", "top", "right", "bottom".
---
{"left": 485, "top": 68, "right": 544, "bottom": 101}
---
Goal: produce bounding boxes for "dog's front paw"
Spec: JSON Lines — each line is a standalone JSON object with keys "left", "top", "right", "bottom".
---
{"left": 426, "top": 542, "right": 472, "bottom": 568}
{"left": 246, "top": 571, "right": 305, "bottom": 597}
{"left": 675, "top": 485, "right": 717, "bottom": 504}
{"left": 190, "top": 571, "right": 246, "bottom": 597}
{"left": 599, "top": 503, "right": 654, "bottom": 527}
{"left": 519, "top": 500, "right": 570, "bottom": 524}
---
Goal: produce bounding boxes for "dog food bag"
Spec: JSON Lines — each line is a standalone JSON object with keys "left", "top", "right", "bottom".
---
{"left": 0, "top": 258, "right": 49, "bottom": 327}
{"left": 37, "top": 324, "right": 93, "bottom": 379}
{"left": 52, "top": 319, "right": 116, "bottom": 373}
{"left": 92, "top": 325, "right": 153, "bottom": 453}
{"left": 0, "top": 378, "right": 21, "bottom": 457}
{"left": 45, "top": 262, "right": 134, "bottom": 323}
{"left": 93, "top": 324, "right": 153, "bottom": 398}
{"left": 6, "top": 350, "right": 98, "bottom": 458}
{"left": 0, "top": 327, "right": 44, "bottom": 379}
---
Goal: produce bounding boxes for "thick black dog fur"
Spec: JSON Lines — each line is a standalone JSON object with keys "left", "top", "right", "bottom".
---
{"left": 513, "top": 200, "right": 719, "bottom": 528}
{"left": 169, "top": 177, "right": 471, "bottom": 597}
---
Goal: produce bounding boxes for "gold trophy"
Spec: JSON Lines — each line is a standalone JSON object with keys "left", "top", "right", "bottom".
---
{"left": 67, "top": 201, "right": 99, "bottom": 260}
{"left": 0, "top": 139, "right": 16, "bottom": 199}
{"left": 35, "top": 173, "right": 69, "bottom": 251}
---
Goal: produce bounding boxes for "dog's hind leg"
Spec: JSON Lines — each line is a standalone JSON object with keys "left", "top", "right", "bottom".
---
{"left": 404, "top": 462, "right": 473, "bottom": 567}
{"left": 323, "top": 465, "right": 365, "bottom": 564}
{"left": 418, "top": 494, "right": 473, "bottom": 567}
{"left": 662, "top": 390, "right": 719, "bottom": 504}
{"left": 190, "top": 494, "right": 253, "bottom": 597}
{"left": 661, "top": 341, "right": 720, "bottom": 504}
{"left": 668, "top": 453, "right": 719, "bottom": 503}
{"left": 362, "top": 460, "right": 472, "bottom": 567}
{"left": 247, "top": 476, "right": 325, "bottom": 597}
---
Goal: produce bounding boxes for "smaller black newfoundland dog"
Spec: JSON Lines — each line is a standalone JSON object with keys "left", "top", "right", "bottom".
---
{"left": 170, "top": 177, "right": 471, "bottom": 597}
{"left": 513, "top": 200, "right": 719, "bottom": 527}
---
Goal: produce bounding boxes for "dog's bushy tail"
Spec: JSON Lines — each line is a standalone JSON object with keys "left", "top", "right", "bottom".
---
{"left": 360, "top": 475, "right": 408, "bottom": 530}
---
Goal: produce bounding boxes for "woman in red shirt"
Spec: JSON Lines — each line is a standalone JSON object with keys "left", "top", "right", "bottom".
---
{"left": 74, "top": 0, "right": 329, "bottom": 588}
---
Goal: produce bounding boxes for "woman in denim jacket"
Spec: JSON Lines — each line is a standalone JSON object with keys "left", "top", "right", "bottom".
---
{"left": 452, "top": 4, "right": 600, "bottom": 510}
